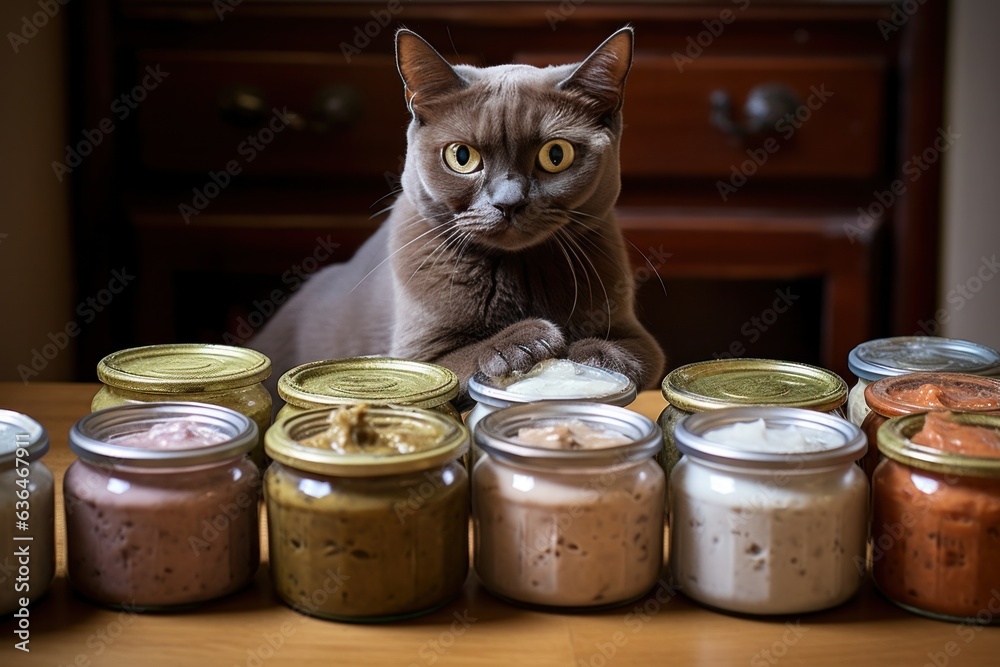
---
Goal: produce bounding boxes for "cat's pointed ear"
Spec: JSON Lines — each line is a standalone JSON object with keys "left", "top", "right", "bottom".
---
{"left": 558, "top": 27, "right": 633, "bottom": 114}
{"left": 396, "top": 29, "right": 464, "bottom": 118}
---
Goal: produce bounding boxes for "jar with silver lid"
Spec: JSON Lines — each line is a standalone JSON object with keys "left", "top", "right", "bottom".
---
{"left": 466, "top": 360, "right": 637, "bottom": 467}
{"left": 473, "top": 402, "right": 664, "bottom": 609}
{"left": 670, "top": 407, "right": 868, "bottom": 615}
{"left": 847, "top": 336, "right": 1000, "bottom": 426}
{"left": 65, "top": 403, "right": 260, "bottom": 609}
{"left": 0, "top": 410, "right": 54, "bottom": 615}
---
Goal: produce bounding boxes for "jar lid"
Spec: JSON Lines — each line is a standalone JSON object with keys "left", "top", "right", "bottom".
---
{"left": 265, "top": 405, "right": 468, "bottom": 477}
{"left": 877, "top": 411, "right": 1000, "bottom": 478}
{"left": 848, "top": 336, "right": 1000, "bottom": 382}
{"left": 70, "top": 402, "right": 258, "bottom": 468}
{"left": 661, "top": 358, "right": 847, "bottom": 413}
{"left": 97, "top": 344, "right": 272, "bottom": 393}
{"left": 277, "top": 357, "right": 458, "bottom": 410}
{"left": 468, "top": 361, "right": 636, "bottom": 410}
{"left": 675, "top": 406, "right": 866, "bottom": 470}
{"left": 864, "top": 372, "right": 1000, "bottom": 418}
{"left": 475, "top": 402, "right": 661, "bottom": 469}
{"left": 0, "top": 410, "right": 49, "bottom": 469}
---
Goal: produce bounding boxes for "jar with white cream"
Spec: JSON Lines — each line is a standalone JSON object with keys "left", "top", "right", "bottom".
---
{"left": 473, "top": 402, "right": 664, "bottom": 609}
{"left": 0, "top": 411, "right": 54, "bottom": 615}
{"left": 466, "top": 360, "right": 636, "bottom": 467}
{"left": 670, "top": 407, "right": 868, "bottom": 615}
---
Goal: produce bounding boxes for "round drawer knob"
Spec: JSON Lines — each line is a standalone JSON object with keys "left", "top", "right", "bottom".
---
{"left": 709, "top": 83, "right": 802, "bottom": 140}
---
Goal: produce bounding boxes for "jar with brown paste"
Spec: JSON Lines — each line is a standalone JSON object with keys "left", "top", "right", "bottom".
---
{"left": 265, "top": 404, "right": 469, "bottom": 621}
{"left": 860, "top": 372, "right": 1000, "bottom": 479}
{"left": 871, "top": 411, "right": 1000, "bottom": 622}
{"left": 472, "top": 402, "right": 664, "bottom": 609}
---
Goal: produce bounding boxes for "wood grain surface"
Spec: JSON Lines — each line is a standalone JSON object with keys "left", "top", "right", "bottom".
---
{"left": 1, "top": 382, "right": 997, "bottom": 666}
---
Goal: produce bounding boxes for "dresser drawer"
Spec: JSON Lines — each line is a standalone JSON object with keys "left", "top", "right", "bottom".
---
{"left": 517, "top": 53, "right": 885, "bottom": 180}
{"left": 136, "top": 50, "right": 409, "bottom": 176}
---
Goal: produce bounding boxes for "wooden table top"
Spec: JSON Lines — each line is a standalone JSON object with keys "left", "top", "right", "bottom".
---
{"left": 2, "top": 382, "right": 998, "bottom": 666}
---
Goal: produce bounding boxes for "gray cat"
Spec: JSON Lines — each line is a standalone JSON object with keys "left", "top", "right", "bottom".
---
{"left": 251, "top": 28, "right": 665, "bottom": 405}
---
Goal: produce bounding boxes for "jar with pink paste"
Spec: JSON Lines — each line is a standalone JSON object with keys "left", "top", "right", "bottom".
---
{"left": 65, "top": 402, "right": 260, "bottom": 609}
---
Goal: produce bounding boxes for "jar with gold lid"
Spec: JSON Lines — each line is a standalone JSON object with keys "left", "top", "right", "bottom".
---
{"left": 658, "top": 358, "right": 847, "bottom": 478}
{"left": 275, "top": 356, "right": 460, "bottom": 422}
{"left": 92, "top": 344, "right": 271, "bottom": 469}
{"left": 265, "top": 404, "right": 469, "bottom": 621}
{"left": 871, "top": 411, "right": 1000, "bottom": 622}
{"left": 847, "top": 336, "right": 1000, "bottom": 426}
{"left": 859, "top": 372, "right": 1000, "bottom": 479}
{"left": 0, "top": 410, "right": 54, "bottom": 615}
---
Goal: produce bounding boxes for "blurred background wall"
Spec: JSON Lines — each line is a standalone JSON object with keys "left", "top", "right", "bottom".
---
{"left": 0, "top": 0, "right": 997, "bottom": 382}
{"left": 0, "top": 0, "right": 74, "bottom": 382}
{"left": 941, "top": 0, "right": 1000, "bottom": 349}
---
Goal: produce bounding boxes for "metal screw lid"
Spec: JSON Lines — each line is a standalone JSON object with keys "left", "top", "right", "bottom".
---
{"left": 277, "top": 357, "right": 458, "bottom": 410}
{"left": 0, "top": 410, "right": 49, "bottom": 469}
{"left": 662, "top": 358, "right": 847, "bottom": 414}
{"left": 97, "top": 344, "right": 272, "bottom": 393}
{"left": 848, "top": 336, "right": 1000, "bottom": 382}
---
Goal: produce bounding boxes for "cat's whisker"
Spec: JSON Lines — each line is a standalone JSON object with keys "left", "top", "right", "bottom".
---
{"left": 550, "top": 233, "right": 580, "bottom": 323}
{"left": 561, "top": 227, "right": 612, "bottom": 340}
{"left": 368, "top": 187, "right": 404, "bottom": 211}
{"left": 349, "top": 218, "right": 453, "bottom": 293}
{"left": 555, "top": 227, "right": 593, "bottom": 306}
{"left": 402, "top": 225, "right": 465, "bottom": 289}
{"left": 448, "top": 231, "right": 476, "bottom": 297}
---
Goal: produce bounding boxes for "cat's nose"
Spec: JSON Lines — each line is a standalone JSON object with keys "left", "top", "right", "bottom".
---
{"left": 493, "top": 201, "right": 528, "bottom": 221}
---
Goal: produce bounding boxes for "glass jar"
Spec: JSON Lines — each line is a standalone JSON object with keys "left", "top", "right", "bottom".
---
{"left": 472, "top": 402, "right": 664, "bottom": 609}
{"left": 871, "top": 411, "right": 1000, "bottom": 622}
{"left": 659, "top": 358, "right": 848, "bottom": 479}
{"left": 265, "top": 405, "right": 469, "bottom": 621}
{"left": 671, "top": 406, "right": 868, "bottom": 615}
{"left": 65, "top": 403, "right": 260, "bottom": 609}
{"left": 0, "top": 410, "right": 54, "bottom": 615}
{"left": 847, "top": 336, "right": 1000, "bottom": 426}
{"left": 92, "top": 344, "right": 272, "bottom": 469}
{"left": 466, "top": 360, "right": 636, "bottom": 466}
{"left": 859, "top": 372, "right": 1000, "bottom": 479}
{"left": 275, "top": 356, "right": 460, "bottom": 422}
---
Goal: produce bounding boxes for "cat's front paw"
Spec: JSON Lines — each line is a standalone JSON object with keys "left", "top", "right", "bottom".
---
{"left": 568, "top": 338, "right": 642, "bottom": 382}
{"left": 478, "top": 318, "right": 567, "bottom": 378}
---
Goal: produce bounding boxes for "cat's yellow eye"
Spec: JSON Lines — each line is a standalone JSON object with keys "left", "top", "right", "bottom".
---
{"left": 538, "top": 139, "right": 575, "bottom": 173}
{"left": 443, "top": 143, "right": 482, "bottom": 174}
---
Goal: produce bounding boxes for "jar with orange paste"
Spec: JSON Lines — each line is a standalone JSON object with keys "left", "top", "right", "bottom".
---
{"left": 860, "top": 373, "right": 1000, "bottom": 479}
{"left": 871, "top": 411, "right": 1000, "bottom": 622}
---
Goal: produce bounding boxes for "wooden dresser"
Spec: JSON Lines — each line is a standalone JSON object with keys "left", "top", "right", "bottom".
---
{"left": 68, "top": 0, "right": 947, "bottom": 381}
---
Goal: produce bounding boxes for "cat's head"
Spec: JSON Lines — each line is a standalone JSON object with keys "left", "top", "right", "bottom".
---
{"left": 395, "top": 28, "right": 633, "bottom": 251}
